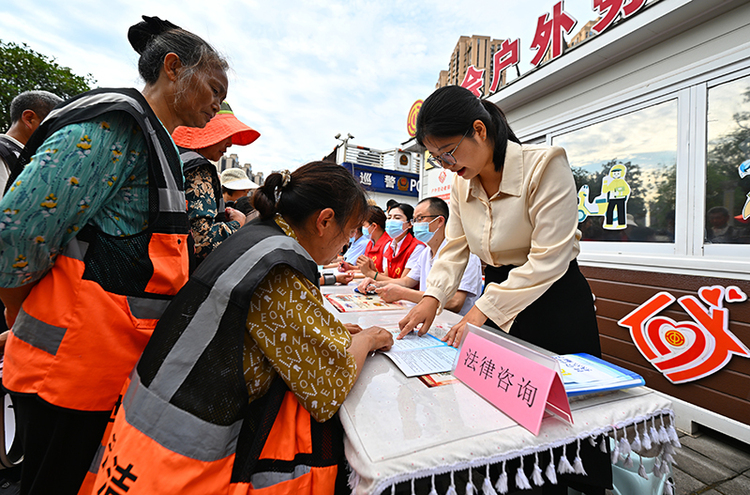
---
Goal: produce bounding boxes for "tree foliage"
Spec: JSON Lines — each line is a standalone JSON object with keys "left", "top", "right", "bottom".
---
{"left": 0, "top": 40, "right": 95, "bottom": 131}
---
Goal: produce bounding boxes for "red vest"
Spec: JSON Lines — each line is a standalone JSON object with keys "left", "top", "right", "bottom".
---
{"left": 383, "top": 232, "right": 423, "bottom": 278}
{"left": 364, "top": 231, "right": 391, "bottom": 272}
{"left": 3, "top": 89, "right": 190, "bottom": 413}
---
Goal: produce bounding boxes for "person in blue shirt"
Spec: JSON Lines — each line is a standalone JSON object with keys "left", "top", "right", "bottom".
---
{"left": 343, "top": 226, "right": 369, "bottom": 264}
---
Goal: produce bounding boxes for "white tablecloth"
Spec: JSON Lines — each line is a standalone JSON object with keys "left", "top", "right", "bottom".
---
{"left": 321, "top": 284, "right": 676, "bottom": 495}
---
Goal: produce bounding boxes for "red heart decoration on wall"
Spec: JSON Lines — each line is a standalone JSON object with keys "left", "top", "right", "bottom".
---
{"left": 726, "top": 286, "right": 747, "bottom": 303}
{"left": 698, "top": 286, "right": 724, "bottom": 308}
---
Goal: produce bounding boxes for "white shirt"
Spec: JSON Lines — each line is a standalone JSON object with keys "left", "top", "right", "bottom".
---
{"left": 408, "top": 239, "right": 482, "bottom": 316}
{"left": 382, "top": 234, "right": 426, "bottom": 276}
{"left": 0, "top": 134, "right": 23, "bottom": 199}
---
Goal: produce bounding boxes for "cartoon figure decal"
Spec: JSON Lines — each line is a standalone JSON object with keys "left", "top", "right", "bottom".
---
{"left": 738, "top": 159, "right": 750, "bottom": 220}
{"left": 618, "top": 285, "right": 750, "bottom": 384}
{"left": 577, "top": 163, "right": 631, "bottom": 230}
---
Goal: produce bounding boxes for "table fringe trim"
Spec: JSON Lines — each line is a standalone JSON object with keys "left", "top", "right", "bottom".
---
{"left": 354, "top": 408, "right": 677, "bottom": 495}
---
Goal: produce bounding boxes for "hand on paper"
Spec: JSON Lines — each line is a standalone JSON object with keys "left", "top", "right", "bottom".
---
{"left": 398, "top": 296, "right": 439, "bottom": 339}
{"left": 344, "top": 323, "right": 363, "bottom": 334}
{"left": 361, "top": 325, "right": 393, "bottom": 352}
{"left": 444, "top": 305, "right": 488, "bottom": 348}
{"left": 356, "top": 255, "right": 377, "bottom": 278}
{"left": 375, "top": 284, "right": 405, "bottom": 303}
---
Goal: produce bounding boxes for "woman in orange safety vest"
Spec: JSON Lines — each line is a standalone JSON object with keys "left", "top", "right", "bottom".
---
{"left": 0, "top": 15, "right": 228, "bottom": 495}
{"left": 92, "top": 162, "right": 393, "bottom": 494}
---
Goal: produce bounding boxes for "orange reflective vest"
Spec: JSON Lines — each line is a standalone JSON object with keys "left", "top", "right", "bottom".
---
{"left": 3, "top": 88, "right": 190, "bottom": 413}
{"left": 383, "top": 232, "right": 423, "bottom": 278}
{"left": 92, "top": 220, "right": 346, "bottom": 494}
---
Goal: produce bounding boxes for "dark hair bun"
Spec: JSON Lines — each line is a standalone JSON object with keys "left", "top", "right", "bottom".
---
{"left": 128, "top": 15, "right": 180, "bottom": 55}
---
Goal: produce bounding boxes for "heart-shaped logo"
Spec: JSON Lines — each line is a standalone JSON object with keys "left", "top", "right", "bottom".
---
{"left": 646, "top": 317, "right": 705, "bottom": 373}
{"left": 698, "top": 285, "right": 724, "bottom": 308}
{"left": 725, "top": 286, "right": 747, "bottom": 303}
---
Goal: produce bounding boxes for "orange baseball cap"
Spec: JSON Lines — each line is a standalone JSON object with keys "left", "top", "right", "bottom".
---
{"left": 172, "top": 101, "right": 260, "bottom": 149}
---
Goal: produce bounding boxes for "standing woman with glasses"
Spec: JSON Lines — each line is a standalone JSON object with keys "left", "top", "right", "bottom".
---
{"left": 399, "top": 85, "right": 600, "bottom": 354}
{"left": 398, "top": 84, "right": 605, "bottom": 494}
{"left": 0, "top": 16, "right": 227, "bottom": 494}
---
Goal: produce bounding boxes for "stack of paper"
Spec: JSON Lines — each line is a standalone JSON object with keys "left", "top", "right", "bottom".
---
{"left": 554, "top": 353, "right": 645, "bottom": 396}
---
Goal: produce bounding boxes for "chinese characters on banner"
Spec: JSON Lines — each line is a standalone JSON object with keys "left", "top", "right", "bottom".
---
{"left": 530, "top": 0, "right": 577, "bottom": 66}
{"left": 618, "top": 285, "right": 750, "bottom": 384}
{"left": 592, "top": 0, "right": 647, "bottom": 34}
{"left": 460, "top": 66, "right": 486, "bottom": 98}
{"left": 464, "top": 0, "right": 648, "bottom": 98}
{"left": 454, "top": 326, "right": 571, "bottom": 435}
{"left": 489, "top": 38, "right": 520, "bottom": 93}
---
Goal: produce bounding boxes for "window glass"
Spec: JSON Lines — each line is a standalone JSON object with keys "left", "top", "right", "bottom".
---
{"left": 706, "top": 75, "right": 750, "bottom": 245}
{"left": 553, "top": 101, "right": 677, "bottom": 242}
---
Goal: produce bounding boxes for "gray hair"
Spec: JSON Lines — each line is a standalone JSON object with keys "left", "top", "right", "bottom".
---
{"left": 10, "top": 91, "right": 63, "bottom": 123}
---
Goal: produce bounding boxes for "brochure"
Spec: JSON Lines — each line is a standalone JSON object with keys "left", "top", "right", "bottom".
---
{"left": 418, "top": 372, "right": 459, "bottom": 388}
{"left": 554, "top": 353, "right": 645, "bottom": 397}
{"left": 324, "top": 293, "right": 408, "bottom": 312}
{"left": 380, "top": 324, "right": 459, "bottom": 377}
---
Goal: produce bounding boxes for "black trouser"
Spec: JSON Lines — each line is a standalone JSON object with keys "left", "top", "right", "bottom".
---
{"left": 605, "top": 198, "right": 626, "bottom": 226}
{"left": 484, "top": 260, "right": 601, "bottom": 357}
{"left": 9, "top": 392, "right": 109, "bottom": 495}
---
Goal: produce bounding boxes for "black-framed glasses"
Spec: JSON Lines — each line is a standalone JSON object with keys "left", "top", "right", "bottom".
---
{"left": 426, "top": 130, "right": 469, "bottom": 168}
{"left": 413, "top": 215, "right": 440, "bottom": 223}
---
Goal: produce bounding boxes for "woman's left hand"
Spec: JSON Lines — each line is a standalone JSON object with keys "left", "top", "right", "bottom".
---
{"left": 344, "top": 323, "right": 363, "bottom": 334}
{"left": 357, "top": 255, "right": 377, "bottom": 278}
{"left": 444, "top": 305, "right": 488, "bottom": 348}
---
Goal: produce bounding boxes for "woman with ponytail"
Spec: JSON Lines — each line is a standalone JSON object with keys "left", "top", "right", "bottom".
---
{"left": 400, "top": 85, "right": 600, "bottom": 355}
{"left": 93, "top": 162, "right": 392, "bottom": 493}
{"left": 398, "top": 84, "right": 607, "bottom": 495}
{"left": 0, "top": 16, "right": 227, "bottom": 494}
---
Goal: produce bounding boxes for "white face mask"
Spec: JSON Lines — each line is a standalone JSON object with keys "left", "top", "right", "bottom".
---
{"left": 385, "top": 219, "right": 405, "bottom": 238}
{"left": 413, "top": 217, "right": 439, "bottom": 243}
{"left": 362, "top": 226, "right": 371, "bottom": 238}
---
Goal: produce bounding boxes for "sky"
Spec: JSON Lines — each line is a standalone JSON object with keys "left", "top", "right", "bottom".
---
{"left": 1, "top": 0, "right": 625, "bottom": 177}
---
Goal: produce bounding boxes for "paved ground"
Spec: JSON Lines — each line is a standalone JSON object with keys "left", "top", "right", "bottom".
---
{"left": 671, "top": 427, "right": 750, "bottom": 495}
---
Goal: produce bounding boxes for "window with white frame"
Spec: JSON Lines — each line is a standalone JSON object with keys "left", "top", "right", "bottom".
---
{"left": 705, "top": 75, "right": 750, "bottom": 245}
{"left": 552, "top": 100, "right": 678, "bottom": 243}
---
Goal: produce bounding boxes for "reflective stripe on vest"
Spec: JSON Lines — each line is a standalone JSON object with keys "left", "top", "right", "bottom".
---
{"left": 45, "top": 91, "right": 186, "bottom": 215}
{"left": 123, "top": 369, "right": 242, "bottom": 462}
{"left": 150, "top": 235, "right": 313, "bottom": 399}
{"left": 11, "top": 308, "right": 66, "bottom": 355}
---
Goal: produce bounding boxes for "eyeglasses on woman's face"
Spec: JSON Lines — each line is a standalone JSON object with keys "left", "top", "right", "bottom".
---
{"left": 426, "top": 130, "right": 470, "bottom": 168}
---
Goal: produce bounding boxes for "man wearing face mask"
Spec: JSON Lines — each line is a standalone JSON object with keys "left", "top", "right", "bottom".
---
{"left": 358, "top": 197, "right": 482, "bottom": 315}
